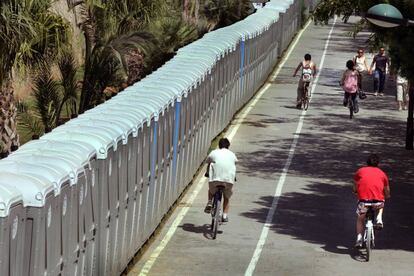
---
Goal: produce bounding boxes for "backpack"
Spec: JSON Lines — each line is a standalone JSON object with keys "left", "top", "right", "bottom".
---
{"left": 343, "top": 71, "right": 358, "bottom": 93}
{"left": 302, "top": 62, "right": 313, "bottom": 81}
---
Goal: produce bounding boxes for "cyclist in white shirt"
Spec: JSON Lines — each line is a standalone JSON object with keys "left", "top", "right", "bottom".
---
{"left": 204, "top": 138, "right": 238, "bottom": 222}
{"left": 293, "top": 53, "right": 317, "bottom": 109}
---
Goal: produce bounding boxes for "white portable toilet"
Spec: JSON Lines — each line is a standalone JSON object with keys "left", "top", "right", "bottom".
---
{"left": 0, "top": 161, "right": 72, "bottom": 275}
{"left": 40, "top": 129, "right": 117, "bottom": 276}
{"left": 0, "top": 173, "right": 56, "bottom": 276}
{"left": 8, "top": 142, "right": 94, "bottom": 276}
{"left": 0, "top": 185, "right": 25, "bottom": 276}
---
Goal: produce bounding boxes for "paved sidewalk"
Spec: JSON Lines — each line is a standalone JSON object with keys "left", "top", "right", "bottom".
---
{"left": 128, "top": 17, "right": 414, "bottom": 276}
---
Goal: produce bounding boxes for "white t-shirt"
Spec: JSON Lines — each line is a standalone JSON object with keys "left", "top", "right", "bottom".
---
{"left": 207, "top": 148, "right": 238, "bottom": 184}
{"left": 397, "top": 75, "right": 408, "bottom": 85}
{"left": 301, "top": 61, "right": 314, "bottom": 82}
{"left": 354, "top": 55, "right": 366, "bottom": 72}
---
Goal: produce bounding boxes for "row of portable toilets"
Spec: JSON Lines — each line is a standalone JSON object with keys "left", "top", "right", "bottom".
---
{"left": 0, "top": 0, "right": 312, "bottom": 275}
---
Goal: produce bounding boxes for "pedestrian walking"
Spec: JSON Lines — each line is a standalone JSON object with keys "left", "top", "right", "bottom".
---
{"left": 353, "top": 48, "right": 369, "bottom": 92}
{"left": 396, "top": 73, "right": 409, "bottom": 111}
{"left": 369, "top": 47, "right": 390, "bottom": 96}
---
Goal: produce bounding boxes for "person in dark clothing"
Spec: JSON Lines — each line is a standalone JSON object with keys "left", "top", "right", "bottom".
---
{"left": 369, "top": 47, "right": 390, "bottom": 96}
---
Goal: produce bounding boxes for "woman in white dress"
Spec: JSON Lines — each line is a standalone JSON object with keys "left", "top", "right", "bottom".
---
{"left": 396, "top": 73, "right": 408, "bottom": 111}
{"left": 353, "top": 49, "right": 369, "bottom": 92}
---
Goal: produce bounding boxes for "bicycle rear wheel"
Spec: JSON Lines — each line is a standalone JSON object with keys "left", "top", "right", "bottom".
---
{"left": 210, "top": 199, "right": 216, "bottom": 233}
{"left": 365, "top": 225, "right": 372, "bottom": 261}
{"left": 211, "top": 196, "right": 221, "bottom": 239}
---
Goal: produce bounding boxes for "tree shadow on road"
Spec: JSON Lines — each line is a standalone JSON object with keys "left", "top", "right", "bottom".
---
{"left": 237, "top": 82, "right": 414, "bottom": 257}
{"left": 240, "top": 182, "right": 357, "bottom": 257}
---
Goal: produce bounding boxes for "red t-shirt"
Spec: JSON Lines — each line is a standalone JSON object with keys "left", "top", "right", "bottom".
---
{"left": 354, "top": 166, "right": 389, "bottom": 201}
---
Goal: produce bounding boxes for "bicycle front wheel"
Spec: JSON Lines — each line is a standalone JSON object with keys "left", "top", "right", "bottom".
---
{"left": 365, "top": 226, "right": 372, "bottom": 261}
{"left": 303, "top": 98, "right": 309, "bottom": 111}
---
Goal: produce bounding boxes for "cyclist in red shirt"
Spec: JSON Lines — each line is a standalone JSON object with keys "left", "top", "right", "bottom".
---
{"left": 353, "top": 154, "right": 390, "bottom": 248}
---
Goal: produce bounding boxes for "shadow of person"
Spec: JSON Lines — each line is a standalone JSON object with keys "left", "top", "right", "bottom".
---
{"left": 351, "top": 248, "right": 369, "bottom": 262}
{"left": 179, "top": 223, "right": 223, "bottom": 240}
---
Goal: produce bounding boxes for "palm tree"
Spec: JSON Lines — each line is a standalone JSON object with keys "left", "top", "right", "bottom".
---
{"left": 68, "top": 0, "right": 163, "bottom": 113}
{"left": 0, "top": 0, "right": 70, "bottom": 154}
{"left": 148, "top": 15, "right": 199, "bottom": 64}
{"left": 17, "top": 51, "right": 80, "bottom": 141}
{"left": 68, "top": 0, "right": 252, "bottom": 114}
{"left": 32, "top": 64, "right": 61, "bottom": 133}
{"left": 181, "top": 0, "right": 201, "bottom": 23}
{"left": 58, "top": 51, "right": 79, "bottom": 120}
{"left": 16, "top": 101, "right": 43, "bottom": 143}
{"left": 202, "top": 0, "right": 253, "bottom": 30}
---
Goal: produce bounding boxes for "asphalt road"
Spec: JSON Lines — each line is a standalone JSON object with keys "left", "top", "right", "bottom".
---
{"left": 128, "top": 17, "right": 414, "bottom": 276}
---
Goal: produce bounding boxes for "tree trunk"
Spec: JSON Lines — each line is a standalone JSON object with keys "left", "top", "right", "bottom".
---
{"left": 0, "top": 80, "right": 20, "bottom": 155}
{"left": 78, "top": 14, "right": 95, "bottom": 113}
{"left": 238, "top": 0, "right": 242, "bottom": 18}
{"left": 194, "top": 0, "right": 200, "bottom": 23}
{"left": 182, "top": 0, "right": 190, "bottom": 20}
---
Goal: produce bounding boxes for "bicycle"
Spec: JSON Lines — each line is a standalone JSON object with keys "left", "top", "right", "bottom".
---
{"left": 210, "top": 185, "right": 225, "bottom": 239}
{"left": 340, "top": 81, "right": 358, "bottom": 119}
{"left": 347, "top": 94, "right": 355, "bottom": 119}
{"left": 300, "top": 81, "right": 311, "bottom": 110}
{"left": 362, "top": 202, "right": 378, "bottom": 261}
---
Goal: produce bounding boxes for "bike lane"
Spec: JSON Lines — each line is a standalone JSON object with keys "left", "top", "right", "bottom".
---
{"left": 244, "top": 17, "right": 414, "bottom": 275}
{"left": 128, "top": 17, "right": 414, "bottom": 276}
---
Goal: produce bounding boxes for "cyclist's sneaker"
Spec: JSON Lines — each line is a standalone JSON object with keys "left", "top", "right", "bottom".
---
{"left": 374, "top": 92, "right": 378, "bottom": 96}
{"left": 374, "top": 221, "right": 383, "bottom": 230}
{"left": 204, "top": 202, "right": 212, "bottom": 214}
{"left": 359, "top": 90, "right": 367, "bottom": 99}
{"left": 296, "top": 103, "right": 301, "bottom": 109}
{"left": 354, "top": 239, "right": 363, "bottom": 248}
{"left": 222, "top": 216, "right": 229, "bottom": 223}
{"left": 379, "top": 93, "right": 384, "bottom": 97}
{"left": 354, "top": 103, "right": 359, "bottom": 113}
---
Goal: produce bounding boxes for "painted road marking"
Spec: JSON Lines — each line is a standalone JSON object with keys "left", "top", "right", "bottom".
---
{"left": 137, "top": 176, "right": 206, "bottom": 275}
{"left": 244, "top": 17, "right": 338, "bottom": 276}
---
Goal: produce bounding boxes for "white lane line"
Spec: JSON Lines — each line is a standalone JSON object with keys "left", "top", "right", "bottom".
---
{"left": 244, "top": 17, "right": 338, "bottom": 276}
{"left": 138, "top": 177, "right": 207, "bottom": 275}
{"left": 137, "top": 18, "right": 315, "bottom": 276}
